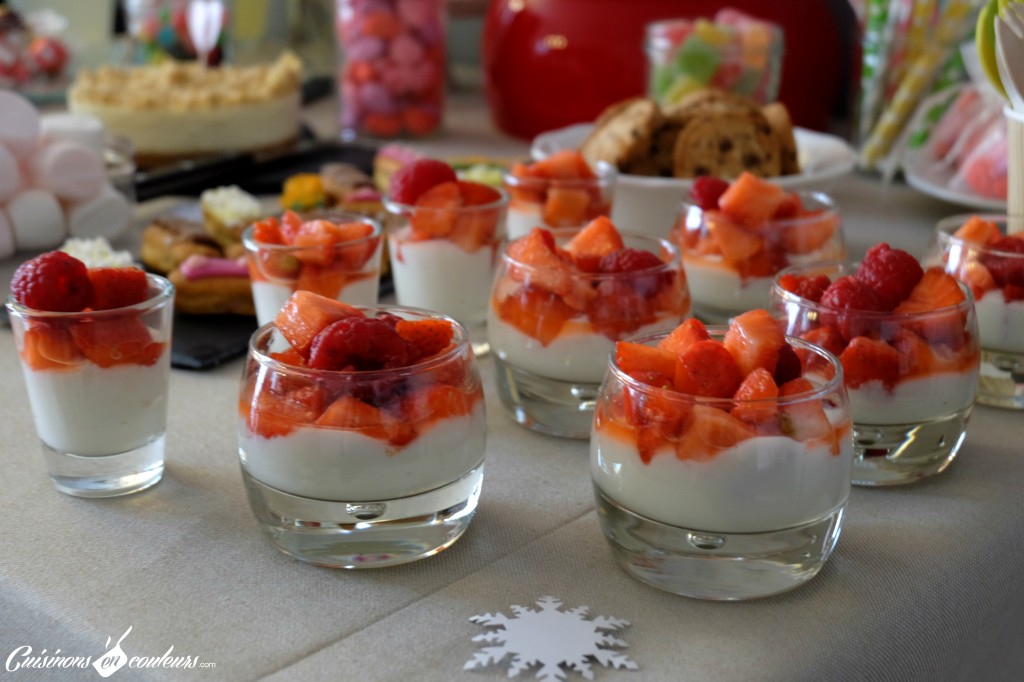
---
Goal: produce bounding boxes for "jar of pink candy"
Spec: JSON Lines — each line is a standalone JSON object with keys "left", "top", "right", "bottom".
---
{"left": 335, "top": 0, "right": 446, "bottom": 140}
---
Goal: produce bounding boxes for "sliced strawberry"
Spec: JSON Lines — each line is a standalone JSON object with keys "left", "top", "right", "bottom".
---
{"left": 252, "top": 216, "right": 284, "bottom": 244}
{"left": 956, "top": 261, "right": 997, "bottom": 299}
{"left": 563, "top": 216, "right": 625, "bottom": 271}
{"left": 308, "top": 316, "right": 410, "bottom": 371}
{"left": 777, "top": 377, "right": 834, "bottom": 445}
{"left": 395, "top": 318, "right": 455, "bottom": 360}
{"left": 279, "top": 210, "right": 304, "bottom": 244}
{"left": 586, "top": 283, "right": 654, "bottom": 339}
{"left": 403, "top": 383, "right": 473, "bottom": 423}
{"left": 894, "top": 267, "right": 965, "bottom": 312}
{"left": 496, "top": 285, "right": 575, "bottom": 346}
{"left": 658, "top": 317, "right": 710, "bottom": 355}
{"left": 456, "top": 180, "right": 502, "bottom": 206}
{"left": 952, "top": 215, "right": 1001, "bottom": 245}
{"left": 292, "top": 221, "right": 343, "bottom": 266}
{"left": 839, "top": 336, "right": 900, "bottom": 389}
{"left": 332, "top": 221, "right": 379, "bottom": 269}
{"left": 777, "top": 273, "right": 831, "bottom": 303}
{"left": 542, "top": 187, "right": 590, "bottom": 227}
{"left": 673, "top": 339, "right": 742, "bottom": 398}
{"left": 410, "top": 181, "right": 461, "bottom": 238}
{"left": 676, "top": 405, "right": 755, "bottom": 460}
{"left": 773, "top": 342, "right": 803, "bottom": 385}
{"left": 506, "top": 228, "right": 577, "bottom": 297}
{"left": 20, "top": 321, "right": 81, "bottom": 370}
{"left": 70, "top": 317, "right": 163, "bottom": 368}
{"left": 689, "top": 176, "right": 730, "bottom": 211}
{"left": 248, "top": 386, "right": 327, "bottom": 438}
{"left": 889, "top": 328, "right": 935, "bottom": 376}
{"left": 731, "top": 367, "right": 779, "bottom": 425}
{"left": 87, "top": 267, "right": 149, "bottom": 310}
{"left": 704, "top": 211, "right": 764, "bottom": 266}
{"left": 716, "top": 172, "right": 787, "bottom": 228}
{"left": 274, "top": 291, "right": 364, "bottom": 357}
{"left": 799, "top": 325, "right": 846, "bottom": 360}
{"left": 722, "top": 308, "right": 786, "bottom": 377}
{"left": 529, "top": 149, "right": 595, "bottom": 179}
{"left": 316, "top": 395, "right": 388, "bottom": 441}
{"left": 615, "top": 341, "right": 678, "bottom": 380}
{"left": 624, "top": 387, "right": 689, "bottom": 463}
{"left": 981, "top": 236, "right": 1024, "bottom": 288}
{"left": 389, "top": 158, "right": 458, "bottom": 205}
{"left": 771, "top": 191, "right": 804, "bottom": 219}
{"left": 448, "top": 206, "right": 500, "bottom": 253}
{"left": 780, "top": 210, "right": 838, "bottom": 255}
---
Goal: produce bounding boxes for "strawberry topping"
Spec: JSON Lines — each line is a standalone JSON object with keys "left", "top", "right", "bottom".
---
{"left": 854, "top": 242, "right": 924, "bottom": 310}
{"left": 388, "top": 158, "right": 458, "bottom": 205}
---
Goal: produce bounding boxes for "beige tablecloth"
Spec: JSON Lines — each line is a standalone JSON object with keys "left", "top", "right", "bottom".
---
{"left": 2, "top": 96, "right": 1022, "bottom": 682}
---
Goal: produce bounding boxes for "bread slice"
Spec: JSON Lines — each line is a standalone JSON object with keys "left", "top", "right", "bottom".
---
{"left": 672, "top": 109, "right": 781, "bottom": 179}
{"left": 580, "top": 97, "right": 663, "bottom": 170}
{"left": 761, "top": 102, "right": 800, "bottom": 175}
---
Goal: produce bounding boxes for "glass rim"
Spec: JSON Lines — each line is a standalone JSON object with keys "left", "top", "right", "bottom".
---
{"left": 935, "top": 213, "right": 1024, "bottom": 258}
{"left": 382, "top": 185, "right": 510, "bottom": 216}
{"left": 241, "top": 212, "right": 382, "bottom": 251}
{"left": 679, "top": 190, "right": 838, "bottom": 228}
{"left": 772, "top": 260, "right": 976, "bottom": 318}
{"left": 248, "top": 305, "right": 471, "bottom": 379}
{"left": 5, "top": 271, "right": 174, "bottom": 320}
{"left": 608, "top": 327, "right": 844, "bottom": 408}
{"left": 501, "top": 226, "right": 679, "bottom": 277}
{"left": 502, "top": 161, "right": 617, "bottom": 190}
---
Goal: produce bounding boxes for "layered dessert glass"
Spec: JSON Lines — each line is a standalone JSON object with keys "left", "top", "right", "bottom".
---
{"left": 929, "top": 214, "right": 1024, "bottom": 409}
{"left": 771, "top": 259, "right": 980, "bottom": 486}
{"left": 675, "top": 187, "right": 844, "bottom": 322}
{"left": 489, "top": 222, "right": 690, "bottom": 438}
{"left": 384, "top": 183, "right": 508, "bottom": 354}
{"left": 237, "top": 299, "right": 485, "bottom": 568}
{"left": 592, "top": 316, "right": 852, "bottom": 600}
{"left": 502, "top": 151, "right": 615, "bottom": 240}
{"left": 7, "top": 271, "right": 175, "bottom": 497}
{"left": 243, "top": 210, "right": 383, "bottom": 326}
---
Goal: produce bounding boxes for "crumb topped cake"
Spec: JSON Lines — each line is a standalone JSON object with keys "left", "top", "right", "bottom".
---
{"left": 68, "top": 52, "right": 302, "bottom": 166}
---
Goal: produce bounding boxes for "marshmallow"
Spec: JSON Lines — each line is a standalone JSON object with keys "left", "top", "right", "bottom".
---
{"left": 0, "top": 208, "right": 16, "bottom": 260}
{"left": 40, "top": 113, "right": 107, "bottom": 158}
{"left": 28, "top": 140, "right": 106, "bottom": 202}
{"left": 0, "top": 143, "right": 23, "bottom": 201}
{"left": 0, "top": 90, "right": 41, "bottom": 159}
{"left": 7, "top": 189, "right": 66, "bottom": 251}
{"left": 67, "top": 184, "right": 130, "bottom": 241}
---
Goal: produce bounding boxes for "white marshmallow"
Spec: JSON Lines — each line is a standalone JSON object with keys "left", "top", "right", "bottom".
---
{"left": 0, "top": 207, "right": 16, "bottom": 260}
{"left": 7, "top": 189, "right": 66, "bottom": 250}
{"left": 0, "top": 143, "right": 23, "bottom": 201}
{"left": 67, "top": 184, "right": 131, "bottom": 241}
{"left": 0, "top": 90, "right": 41, "bottom": 159}
{"left": 29, "top": 140, "right": 106, "bottom": 202}
{"left": 40, "top": 113, "right": 107, "bottom": 158}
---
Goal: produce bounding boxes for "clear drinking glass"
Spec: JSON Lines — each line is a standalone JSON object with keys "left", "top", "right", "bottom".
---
{"left": 6, "top": 273, "right": 175, "bottom": 497}
{"left": 383, "top": 186, "right": 508, "bottom": 355}
{"left": 674, "top": 191, "right": 844, "bottom": 323}
{"left": 502, "top": 161, "right": 616, "bottom": 240}
{"left": 488, "top": 227, "right": 691, "bottom": 439}
{"left": 237, "top": 306, "right": 486, "bottom": 568}
{"left": 771, "top": 261, "right": 980, "bottom": 486}
{"left": 242, "top": 210, "right": 383, "bottom": 327}
{"left": 591, "top": 330, "right": 852, "bottom": 600}
{"left": 929, "top": 214, "right": 1024, "bottom": 409}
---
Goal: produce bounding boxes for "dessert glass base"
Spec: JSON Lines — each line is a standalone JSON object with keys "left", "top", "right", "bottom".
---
{"left": 42, "top": 435, "right": 165, "bottom": 498}
{"left": 595, "top": 488, "right": 844, "bottom": 601}
{"left": 240, "top": 465, "right": 484, "bottom": 569}
{"left": 851, "top": 407, "right": 972, "bottom": 486}
{"left": 978, "top": 349, "right": 1024, "bottom": 409}
{"left": 494, "top": 357, "right": 598, "bottom": 439}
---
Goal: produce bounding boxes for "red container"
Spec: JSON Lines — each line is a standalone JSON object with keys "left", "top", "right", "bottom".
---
{"left": 482, "top": 0, "right": 857, "bottom": 140}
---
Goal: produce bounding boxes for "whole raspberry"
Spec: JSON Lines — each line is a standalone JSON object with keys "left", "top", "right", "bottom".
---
{"left": 388, "top": 159, "right": 457, "bottom": 205}
{"left": 690, "top": 176, "right": 730, "bottom": 210}
{"left": 854, "top": 242, "right": 923, "bottom": 310}
{"left": 778, "top": 273, "right": 831, "bottom": 303}
{"left": 982, "top": 236, "right": 1024, "bottom": 288}
{"left": 10, "top": 251, "right": 93, "bottom": 312}
{"left": 308, "top": 316, "right": 411, "bottom": 371}
{"left": 819, "top": 275, "right": 883, "bottom": 340}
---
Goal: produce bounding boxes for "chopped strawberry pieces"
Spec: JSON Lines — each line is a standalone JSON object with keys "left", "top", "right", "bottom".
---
{"left": 777, "top": 273, "right": 831, "bottom": 303}
{"left": 87, "top": 268, "right": 149, "bottom": 310}
{"left": 673, "top": 339, "right": 743, "bottom": 398}
{"left": 952, "top": 215, "right": 1002, "bottom": 245}
{"left": 722, "top": 309, "right": 786, "bottom": 377}
{"left": 839, "top": 336, "right": 901, "bottom": 389}
{"left": 308, "top": 316, "right": 410, "bottom": 371}
{"left": 615, "top": 342, "right": 678, "bottom": 382}
{"left": 689, "top": 176, "right": 730, "bottom": 211}
{"left": 731, "top": 367, "right": 779, "bottom": 425}
{"left": 395, "top": 318, "right": 455, "bottom": 360}
{"left": 893, "top": 268, "right": 965, "bottom": 313}
{"left": 658, "top": 317, "right": 710, "bottom": 355}
{"left": 497, "top": 285, "right": 574, "bottom": 346}
{"left": 717, "top": 171, "right": 787, "bottom": 228}
{"left": 388, "top": 158, "right": 458, "bottom": 205}
{"left": 564, "top": 216, "right": 625, "bottom": 270}
{"left": 70, "top": 318, "right": 163, "bottom": 368}
{"left": 21, "top": 322, "right": 82, "bottom": 371}
{"left": 675, "top": 405, "right": 756, "bottom": 460}
{"left": 274, "top": 291, "right": 363, "bottom": 357}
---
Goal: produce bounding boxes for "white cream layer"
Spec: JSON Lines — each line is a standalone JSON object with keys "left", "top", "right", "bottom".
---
{"left": 975, "top": 289, "right": 1024, "bottom": 354}
{"left": 251, "top": 275, "right": 380, "bottom": 327}
{"left": 847, "top": 370, "right": 978, "bottom": 424}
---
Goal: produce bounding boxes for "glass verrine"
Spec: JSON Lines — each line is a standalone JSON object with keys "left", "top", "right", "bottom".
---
{"left": 242, "top": 210, "right": 383, "bottom": 326}
{"left": 383, "top": 184, "right": 508, "bottom": 355}
{"left": 237, "top": 307, "right": 486, "bottom": 568}
{"left": 674, "top": 191, "right": 844, "bottom": 323}
{"left": 771, "top": 261, "right": 980, "bottom": 486}
{"left": 592, "top": 330, "right": 852, "bottom": 600}
{"left": 489, "top": 227, "right": 690, "bottom": 439}
{"left": 6, "top": 273, "right": 175, "bottom": 498}
{"left": 929, "top": 214, "right": 1024, "bottom": 409}
{"left": 503, "top": 159, "right": 616, "bottom": 240}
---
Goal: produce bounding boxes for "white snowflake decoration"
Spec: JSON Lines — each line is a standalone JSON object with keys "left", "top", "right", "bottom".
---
{"left": 465, "top": 596, "right": 638, "bottom": 681}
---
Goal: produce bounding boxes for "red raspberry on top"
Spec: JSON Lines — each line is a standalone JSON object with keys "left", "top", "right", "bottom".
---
{"left": 689, "top": 176, "right": 730, "bottom": 211}
{"left": 10, "top": 251, "right": 93, "bottom": 312}
{"left": 388, "top": 159, "right": 458, "bottom": 205}
{"left": 854, "top": 242, "right": 923, "bottom": 310}
{"left": 983, "top": 236, "right": 1024, "bottom": 288}
{"left": 819, "top": 275, "right": 883, "bottom": 340}
{"left": 308, "top": 316, "right": 411, "bottom": 371}
{"left": 598, "top": 247, "right": 663, "bottom": 273}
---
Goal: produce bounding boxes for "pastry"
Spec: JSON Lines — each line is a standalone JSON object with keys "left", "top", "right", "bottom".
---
{"left": 169, "top": 255, "right": 255, "bottom": 316}
{"left": 141, "top": 216, "right": 222, "bottom": 274}
{"left": 199, "top": 185, "right": 263, "bottom": 249}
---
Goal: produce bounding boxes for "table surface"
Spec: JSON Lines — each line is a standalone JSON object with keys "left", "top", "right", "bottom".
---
{"left": 2, "top": 94, "right": 1023, "bottom": 682}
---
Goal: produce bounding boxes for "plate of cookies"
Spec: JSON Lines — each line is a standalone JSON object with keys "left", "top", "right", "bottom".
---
{"left": 531, "top": 90, "right": 857, "bottom": 233}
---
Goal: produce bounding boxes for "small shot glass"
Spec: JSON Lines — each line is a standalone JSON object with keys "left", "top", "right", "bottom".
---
{"left": 488, "top": 227, "right": 690, "bottom": 439}
{"left": 237, "top": 306, "right": 486, "bottom": 568}
{"left": 929, "top": 214, "right": 1024, "bottom": 409}
{"left": 674, "top": 191, "right": 844, "bottom": 323}
{"left": 591, "top": 330, "right": 852, "bottom": 600}
{"left": 242, "top": 210, "right": 383, "bottom": 327}
{"left": 6, "top": 273, "right": 175, "bottom": 497}
{"left": 502, "top": 156, "right": 616, "bottom": 240}
{"left": 771, "top": 261, "right": 980, "bottom": 486}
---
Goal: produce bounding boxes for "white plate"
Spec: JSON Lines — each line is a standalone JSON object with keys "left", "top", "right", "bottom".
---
{"left": 530, "top": 123, "right": 857, "bottom": 235}
{"left": 900, "top": 88, "right": 1007, "bottom": 212}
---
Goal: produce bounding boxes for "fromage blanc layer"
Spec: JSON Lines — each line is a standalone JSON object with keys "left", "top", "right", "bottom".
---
{"left": 974, "top": 289, "right": 1024, "bottom": 353}
{"left": 847, "top": 370, "right": 979, "bottom": 424}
